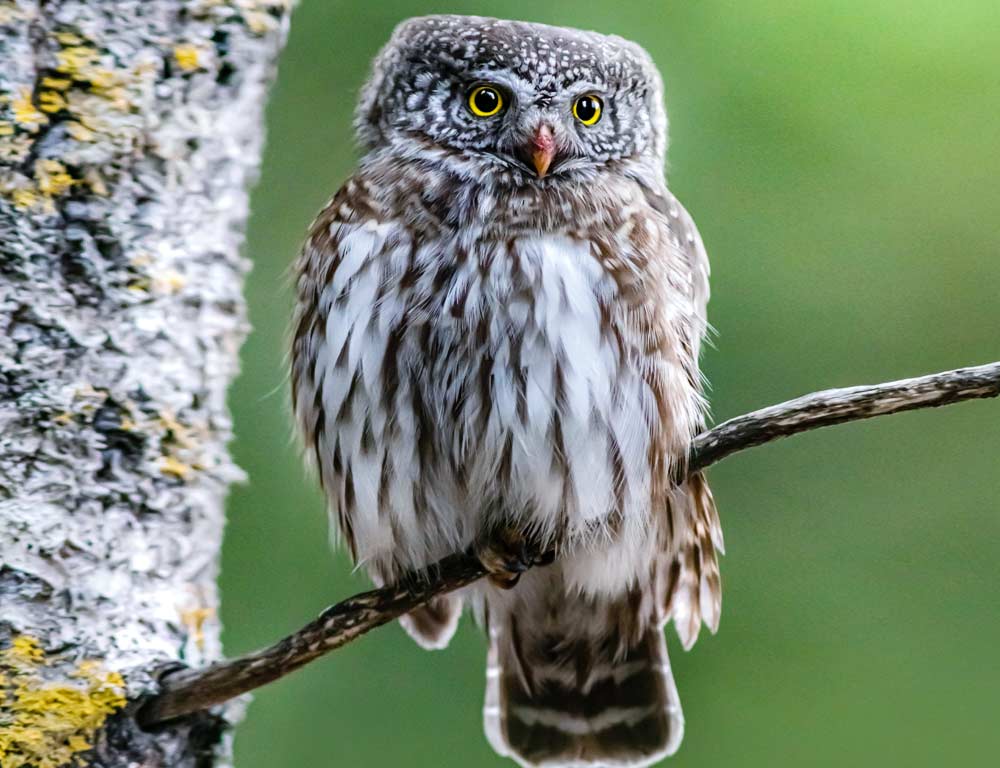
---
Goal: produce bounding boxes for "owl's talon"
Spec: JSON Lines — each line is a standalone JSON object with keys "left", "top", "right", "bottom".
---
{"left": 476, "top": 527, "right": 549, "bottom": 588}
{"left": 534, "top": 549, "right": 556, "bottom": 567}
{"left": 488, "top": 571, "right": 522, "bottom": 590}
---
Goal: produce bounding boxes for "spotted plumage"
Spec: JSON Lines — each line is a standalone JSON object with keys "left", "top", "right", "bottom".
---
{"left": 292, "top": 15, "right": 722, "bottom": 767}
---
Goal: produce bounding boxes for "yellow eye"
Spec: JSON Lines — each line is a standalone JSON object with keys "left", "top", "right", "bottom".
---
{"left": 468, "top": 85, "right": 504, "bottom": 118}
{"left": 573, "top": 94, "right": 603, "bottom": 126}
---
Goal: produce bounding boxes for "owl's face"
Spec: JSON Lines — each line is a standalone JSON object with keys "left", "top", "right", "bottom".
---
{"left": 356, "top": 16, "right": 668, "bottom": 185}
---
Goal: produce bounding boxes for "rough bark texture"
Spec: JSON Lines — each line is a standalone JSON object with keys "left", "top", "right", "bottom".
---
{"left": 139, "top": 360, "right": 1000, "bottom": 726}
{"left": 0, "top": 1, "right": 288, "bottom": 766}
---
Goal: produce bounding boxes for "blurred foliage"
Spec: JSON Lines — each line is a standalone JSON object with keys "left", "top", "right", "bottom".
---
{"left": 222, "top": 1, "right": 1000, "bottom": 765}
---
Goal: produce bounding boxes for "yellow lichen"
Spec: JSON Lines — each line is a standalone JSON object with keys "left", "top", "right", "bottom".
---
{"left": 55, "top": 45, "right": 103, "bottom": 79}
{"left": 158, "top": 410, "right": 196, "bottom": 448}
{"left": 159, "top": 455, "right": 192, "bottom": 479}
{"left": 38, "top": 90, "right": 68, "bottom": 114}
{"left": 0, "top": 636, "right": 126, "bottom": 768}
{"left": 173, "top": 44, "right": 202, "bottom": 72}
{"left": 41, "top": 76, "right": 73, "bottom": 91}
{"left": 1, "top": 28, "right": 150, "bottom": 210}
{"left": 54, "top": 31, "right": 84, "bottom": 46}
{"left": 66, "top": 120, "right": 96, "bottom": 142}
{"left": 180, "top": 607, "right": 216, "bottom": 651}
{"left": 10, "top": 188, "right": 39, "bottom": 210}
{"left": 34, "top": 159, "right": 75, "bottom": 198}
{"left": 1, "top": 157, "right": 77, "bottom": 213}
{"left": 52, "top": 40, "right": 137, "bottom": 113}
{"left": 7, "top": 637, "right": 45, "bottom": 665}
{"left": 12, "top": 88, "right": 48, "bottom": 131}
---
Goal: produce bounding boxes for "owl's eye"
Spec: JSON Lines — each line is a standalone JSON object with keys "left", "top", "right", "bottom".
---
{"left": 572, "top": 94, "right": 603, "bottom": 126}
{"left": 467, "top": 85, "right": 504, "bottom": 118}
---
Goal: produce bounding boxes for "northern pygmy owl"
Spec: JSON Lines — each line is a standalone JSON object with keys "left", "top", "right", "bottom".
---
{"left": 292, "top": 15, "right": 722, "bottom": 768}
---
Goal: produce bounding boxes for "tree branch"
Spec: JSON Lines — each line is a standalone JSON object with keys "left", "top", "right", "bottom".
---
{"left": 689, "top": 361, "right": 1000, "bottom": 471}
{"left": 138, "top": 360, "right": 1000, "bottom": 727}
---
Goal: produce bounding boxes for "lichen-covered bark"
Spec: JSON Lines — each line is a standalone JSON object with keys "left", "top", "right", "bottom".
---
{"left": 0, "top": 1, "right": 289, "bottom": 765}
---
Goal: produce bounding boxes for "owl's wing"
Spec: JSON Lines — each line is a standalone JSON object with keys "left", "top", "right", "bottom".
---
{"left": 291, "top": 181, "right": 464, "bottom": 650}
{"left": 291, "top": 183, "right": 391, "bottom": 564}
{"left": 642, "top": 185, "right": 713, "bottom": 359}
{"left": 644, "top": 186, "right": 724, "bottom": 650}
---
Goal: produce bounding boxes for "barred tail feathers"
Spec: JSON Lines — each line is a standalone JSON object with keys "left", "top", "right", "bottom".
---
{"left": 484, "top": 587, "right": 683, "bottom": 768}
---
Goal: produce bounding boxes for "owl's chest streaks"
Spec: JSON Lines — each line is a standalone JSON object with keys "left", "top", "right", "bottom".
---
{"left": 385, "top": 230, "right": 658, "bottom": 543}
{"left": 294, "top": 175, "right": 706, "bottom": 576}
{"left": 419, "top": 235, "right": 610, "bottom": 442}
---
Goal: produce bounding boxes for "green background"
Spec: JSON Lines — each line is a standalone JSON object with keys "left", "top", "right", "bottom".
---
{"left": 222, "top": 1, "right": 1000, "bottom": 765}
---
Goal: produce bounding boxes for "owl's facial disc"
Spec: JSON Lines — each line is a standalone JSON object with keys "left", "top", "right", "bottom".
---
{"left": 357, "top": 16, "right": 669, "bottom": 184}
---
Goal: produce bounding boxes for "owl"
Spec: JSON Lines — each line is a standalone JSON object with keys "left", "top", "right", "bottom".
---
{"left": 292, "top": 15, "right": 722, "bottom": 768}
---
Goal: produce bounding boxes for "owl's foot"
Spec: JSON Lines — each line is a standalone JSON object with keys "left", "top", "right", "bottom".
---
{"left": 476, "top": 527, "right": 556, "bottom": 589}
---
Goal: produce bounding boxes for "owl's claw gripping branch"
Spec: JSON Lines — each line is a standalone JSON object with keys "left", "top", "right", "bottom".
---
{"left": 476, "top": 526, "right": 556, "bottom": 589}
{"left": 136, "top": 361, "right": 999, "bottom": 728}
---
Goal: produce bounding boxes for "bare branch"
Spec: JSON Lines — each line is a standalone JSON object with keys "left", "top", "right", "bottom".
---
{"left": 139, "top": 553, "right": 488, "bottom": 725}
{"left": 690, "top": 361, "right": 1000, "bottom": 471}
{"left": 138, "top": 360, "right": 1000, "bottom": 727}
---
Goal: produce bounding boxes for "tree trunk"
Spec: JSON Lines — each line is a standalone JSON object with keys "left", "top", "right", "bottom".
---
{"left": 0, "top": 1, "right": 288, "bottom": 765}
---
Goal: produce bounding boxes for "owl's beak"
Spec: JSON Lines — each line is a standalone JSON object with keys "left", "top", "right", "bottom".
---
{"left": 528, "top": 124, "right": 556, "bottom": 178}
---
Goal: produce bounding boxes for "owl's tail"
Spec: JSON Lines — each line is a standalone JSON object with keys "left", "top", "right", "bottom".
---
{"left": 483, "top": 576, "right": 683, "bottom": 768}
{"left": 399, "top": 594, "right": 462, "bottom": 650}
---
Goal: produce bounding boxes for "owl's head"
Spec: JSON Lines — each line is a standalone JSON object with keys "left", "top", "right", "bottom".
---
{"left": 356, "top": 15, "right": 668, "bottom": 185}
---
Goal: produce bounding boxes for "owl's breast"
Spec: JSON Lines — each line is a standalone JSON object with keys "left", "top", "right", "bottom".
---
{"left": 294, "top": 212, "right": 696, "bottom": 576}
{"left": 422, "top": 233, "right": 658, "bottom": 541}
